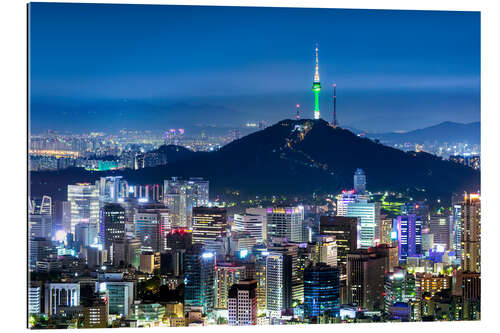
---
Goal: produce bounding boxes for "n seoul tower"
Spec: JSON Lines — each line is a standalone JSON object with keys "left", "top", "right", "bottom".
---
{"left": 312, "top": 44, "right": 321, "bottom": 120}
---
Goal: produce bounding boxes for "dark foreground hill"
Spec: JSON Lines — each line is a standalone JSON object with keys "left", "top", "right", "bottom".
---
{"left": 30, "top": 119, "right": 480, "bottom": 201}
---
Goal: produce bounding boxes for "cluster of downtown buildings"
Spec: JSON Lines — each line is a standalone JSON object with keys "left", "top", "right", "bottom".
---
{"left": 28, "top": 168, "right": 481, "bottom": 328}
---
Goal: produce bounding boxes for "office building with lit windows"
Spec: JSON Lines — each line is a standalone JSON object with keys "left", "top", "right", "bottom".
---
{"left": 184, "top": 244, "right": 216, "bottom": 314}
{"left": 192, "top": 207, "right": 228, "bottom": 245}
{"left": 460, "top": 193, "right": 481, "bottom": 273}
{"left": 134, "top": 204, "right": 171, "bottom": 252}
{"left": 303, "top": 263, "right": 340, "bottom": 319}
{"left": 100, "top": 203, "right": 126, "bottom": 254}
{"left": 67, "top": 183, "right": 100, "bottom": 235}
{"left": 266, "top": 206, "right": 304, "bottom": 243}
{"left": 346, "top": 200, "right": 380, "bottom": 249}
{"left": 228, "top": 279, "right": 258, "bottom": 326}
{"left": 234, "top": 213, "right": 264, "bottom": 243}
{"left": 397, "top": 214, "right": 423, "bottom": 261}
{"left": 215, "top": 263, "right": 247, "bottom": 309}
{"left": 266, "top": 251, "right": 292, "bottom": 316}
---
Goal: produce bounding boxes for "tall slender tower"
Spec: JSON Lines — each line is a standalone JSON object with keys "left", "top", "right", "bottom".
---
{"left": 296, "top": 104, "right": 300, "bottom": 120}
{"left": 333, "top": 83, "right": 338, "bottom": 128}
{"left": 312, "top": 44, "right": 321, "bottom": 120}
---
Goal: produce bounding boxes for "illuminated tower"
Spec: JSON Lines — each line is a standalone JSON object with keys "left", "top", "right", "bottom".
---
{"left": 312, "top": 45, "right": 321, "bottom": 119}
{"left": 296, "top": 104, "right": 300, "bottom": 120}
{"left": 333, "top": 83, "right": 338, "bottom": 127}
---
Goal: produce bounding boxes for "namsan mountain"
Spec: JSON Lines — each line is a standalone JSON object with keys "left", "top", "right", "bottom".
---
{"left": 30, "top": 119, "right": 480, "bottom": 201}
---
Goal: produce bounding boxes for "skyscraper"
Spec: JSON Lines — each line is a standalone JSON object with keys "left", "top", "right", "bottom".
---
{"left": 353, "top": 168, "right": 367, "bottom": 194}
{"left": 134, "top": 204, "right": 171, "bottom": 252}
{"left": 429, "top": 214, "right": 450, "bottom": 249}
{"left": 397, "top": 214, "right": 423, "bottom": 261}
{"left": 266, "top": 251, "right": 292, "bottom": 316}
{"left": 192, "top": 207, "right": 228, "bottom": 245}
{"left": 303, "top": 263, "right": 340, "bottom": 319}
{"left": 233, "top": 213, "right": 264, "bottom": 243}
{"left": 163, "top": 177, "right": 209, "bottom": 228}
{"left": 346, "top": 249, "right": 387, "bottom": 311}
{"left": 460, "top": 193, "right": 481, "bottom": 273}
{"left": 100, "top": 203, "right": 126, "bottom": 256}
{"left": 67, "top": 183, "right": 100, "bottom": 235}
{"left": 228, "top": 279, "right": 258, "bottom": 326}
{"left": 319, "top": 216, "right": 358, "bottom": 280}
{"left": 316, "top": 235, "right": 337, "bottom": 267}
{"left": 266, "top": 206, "right": 304, "bottom": 243}
{"left": 312, "top": 44, "right": 321, "bottom": 120}
{"left": 184, "top": 244, "right": 216, "bottom": 314}
{"left": 215, "top": 262, "right": 246, "bottom": 309}
{"left": 346, "top": 200, "right": 380, "bottom": 249}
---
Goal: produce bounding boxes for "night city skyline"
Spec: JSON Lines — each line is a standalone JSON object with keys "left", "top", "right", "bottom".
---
{"left": 27, "top": 2, "right": 481, "bottom": 329}
{"left": 29, "top": 3, "right": 480, "bottom": 133}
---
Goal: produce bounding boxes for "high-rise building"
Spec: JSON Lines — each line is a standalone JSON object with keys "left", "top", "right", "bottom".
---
{"left": 163, "top": 177, "right": 209, "bottom": 228}
{"left": 29, "top": 285, "right": 42, "bottom": 315}
{"left": 266, "top": 206, "right": 304, "bottom": 243}
{"left": 316, "top": 235, "right": 337, "bottom": 267}
{"left": 134, "top": 204, "right": 170, "bottom": 252}
{"left": 234, "top": 213, "right": 264, "bottom": 243}
{"left": 228, "top": 279, "right": 258, "bottom": 326}
{"left": 319, "top": 216, "right": 358, "bottom": 282}
{"left": 353, "top": 168, "right": 367, "bottom": 194}
{"left": 266, "top": 251, "right": 292, "bottom": 316}
{"left": 96, "top": 281, "right": 135, "bottom": 317}
{"left": 30, "top": 195, "right": 52, "bottom": 215}
{"left": 215, "top": 262, "right": 246, "bottom": 309}
{"left": 451, "top": 194, "right": 463, "bottom": 256}
{"left": 379, "top": 216, "right": 393, "bottom": 245}
{"left": 67, "top": 183, "right": 100, "bottom": 234}
{"left": 192, "top": 207, "right": 228, "bottom": 245}
{"left": 29, "top": 213, "right": 52, "bottom": 239}
{"left": 29, "top": 237, "right": 56, "bottom": 272}
{"left": 166, "top": 227, "right": 193, "bottom": 250}
{"left": 397, "top": 214, "right": 423, "bottom": 261}
{"left": 346, "top": 249, "right": 387, "bottom": 311}
{"left": 346, "top": 200, "right": 380, "bottom": 249}
{"left": 184, "top": 244, "right": 216, "bottom": 314}
{"left": 139, "top": 250, "right": 160, "bottom": 274}
{"left": 335, "top": 190, "right": 358, "bottom": 217}
{"left": 429, "top": 214, "right": 450, "bottom": 249}
{"left": 246, "top": 208, "right": 268, "bottom": 241}
{"left": 252, "top": 248, "right": 268, "bottom": 311}
{"left": 303, "top": 263, "right": 340, "bottom": 319}
{"left": 384, "top": 267, "right": 416, "bottom": 311}
{"left": 99, "top": 176, "right": 128, "bottom": 203}
{"left": 312, "top": 44, "right": 321, "bottom": 119}
{"left": 460, "top": 193, "right": 480, "bottom": 273}
{"left": 100, "top": 203, "right": 126, "bottom": 254}
{"left": 415, "top": 273, "right": 451, "bottom": 299}
{"left": 75, "top": 222, "right": 99, "bottom": 249}
{"left": 53, "top": 200, "right": 71, "bottom": 234}
{"left": 268, "top": 241, "right": 303, "bottom": 302}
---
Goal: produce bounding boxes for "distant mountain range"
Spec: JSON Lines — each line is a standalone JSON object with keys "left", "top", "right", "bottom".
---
{"left": 30, "top": 119, "right": 480, "bottom": 202}
{"left": 362, "top": 121, "right": 480, "bottom": 144}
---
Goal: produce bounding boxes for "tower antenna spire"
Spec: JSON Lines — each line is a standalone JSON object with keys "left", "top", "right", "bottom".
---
{"left": 312, "top": 43, "right": 321, "bottom": 120}
{"left": 314, "top": 43, "right": 320, "bottom": 83}
{"left": 333, "top": 83, "right": 338, "bottom": 128}
{"left": 296, "top": 104, "right": 301, "bottom": 120}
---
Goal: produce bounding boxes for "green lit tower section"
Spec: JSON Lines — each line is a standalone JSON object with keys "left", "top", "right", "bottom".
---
{"left": 312, "top": 45, "right": 321, "bottom": 120}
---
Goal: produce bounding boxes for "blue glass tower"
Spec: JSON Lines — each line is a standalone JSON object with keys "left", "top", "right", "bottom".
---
{"left": 303, "top": 263, "right": 340, "bottom": 319}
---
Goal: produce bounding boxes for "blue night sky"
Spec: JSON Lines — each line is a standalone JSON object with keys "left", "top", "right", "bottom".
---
{"left": 29, "top": 3, "right": 480, "bottom": 133}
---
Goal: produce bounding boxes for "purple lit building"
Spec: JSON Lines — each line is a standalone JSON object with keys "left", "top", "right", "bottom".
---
{"left": 397, "top": 214, "right": 422, "bottom": 261}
